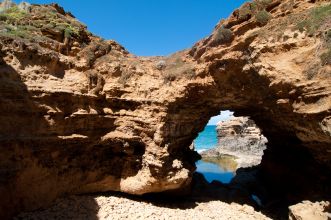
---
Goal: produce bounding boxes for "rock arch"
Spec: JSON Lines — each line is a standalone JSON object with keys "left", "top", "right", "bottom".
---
{"left": 0, "top": 1, "right": 330, "bottom": 219}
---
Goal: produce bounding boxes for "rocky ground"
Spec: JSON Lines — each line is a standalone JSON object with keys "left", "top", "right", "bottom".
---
{"left": 15, "top": 193, "right": 270, "bottom": 220}
{"left": 13, "top": 173, "right": 331, "bottom": 220}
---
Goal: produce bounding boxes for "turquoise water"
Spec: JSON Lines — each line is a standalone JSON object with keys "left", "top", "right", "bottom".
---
{"left": 194, "top": 125, "right": 218, "bottom": 152}
{"left": 194, "top": 125, "right": 235, "bottom": 183}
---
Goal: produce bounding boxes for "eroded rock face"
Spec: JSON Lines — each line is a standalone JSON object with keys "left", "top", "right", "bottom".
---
{"left": 201, "top": 117, "right": 267, "bottom": 168}
{"left": 0, "top": 0, "right": 331, "bottom": 219}
{"left": 0, "top": 4, "right": 195, "bottom": 219}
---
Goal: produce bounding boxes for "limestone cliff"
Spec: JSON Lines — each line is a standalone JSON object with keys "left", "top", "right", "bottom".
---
{"left": 0, "top": 0, "right": 331, "bottom": 219}
{"left": 201, "top": 117, "right": 267, "bottom": 168}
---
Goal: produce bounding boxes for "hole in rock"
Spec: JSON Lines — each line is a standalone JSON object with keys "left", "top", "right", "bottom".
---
{"left": 194, "top": 110, "right": 268, "bottom": 184}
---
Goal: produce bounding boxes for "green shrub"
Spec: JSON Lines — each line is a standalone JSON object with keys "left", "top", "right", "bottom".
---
{"left": 311, "top": 3, "right": 331, "bottom": 22}
{"left": 297, "top": 20, "right": 310, "bottom": 33}
{"left": 64, "top": 27, "right": 73, "bottom": 38}
{"left": 0, "top": 25, "right": 29, "bottom": 38}
{"left": 0, "top": 14, "right": 7, "bottom": 21}
{"left": 238, "top": 0, "right": 273, "bottom": 22}
{"left": 296, "top": 4, "right": 331, "bottom": 34}
{"left": 0, "top": 6, "right": 26, "bottom": 23}
{"left": 255, "top": 10, "right": 272, "bottom": 26}
{"left": 214, "top": 27, "right": 233, "bottom": 44}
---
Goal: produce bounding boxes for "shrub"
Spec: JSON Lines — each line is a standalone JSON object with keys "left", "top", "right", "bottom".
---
{"left": 320, "top": 48, "right": 331, "bottom": 65}
{"left": 155, "top": 60, "right": 166, "bottom": 70}
{"left": 311, "top": 3, "right": 331, "bottom": 22}
{"left": 1, "top": 6, "right": 26, "bottom": 23}
{"left": 214, "top": 26, "right": 233, "bottom": 44}
{"left": 64, "top": 27, "right": 73, "bottom": 38}
{"left": 163, "top": 71, "right": 176, "bottom": 85}
{"left": 297, "top": 20, "right": 309, "bottom": 33}
{"left": 256, "top": 0, "right": 273, "bottom": 9}
{"left": 305, "top": 63, "right": 319, "bottom": 80}
{"left": 118, "top": 71, "right": 133, "bottom": 85}
{"left": 326, "top": 29, "right": 331, "bottom": 42}
{"left": 238, "top": 4, "right": 253, "bottom": 21}
{"left": 296, "top": 4, "right": 331, "bottom": 35}
{"left": 0, "top": 25, "right": 29, "bottom": 38}
{"left": 184, "top": 69, "right": 196, "bottom": 80}
{"left": 237, "top": 0, "right": 273, "bottom": 22}
{"left": 0, "top": 14, "right": 7, "bottom": 21}
{"left": 255, "top": 10, "right": 272, "bottom": 26}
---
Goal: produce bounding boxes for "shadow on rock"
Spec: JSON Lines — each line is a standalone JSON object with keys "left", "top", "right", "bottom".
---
{"left": 14, "top": 196, "right": 100, "bottom": 220}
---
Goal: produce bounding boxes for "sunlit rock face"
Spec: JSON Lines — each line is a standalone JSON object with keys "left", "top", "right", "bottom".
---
{"left": 201, "top": 117, "right": 267, "bottom": 168}
{"left": 0, "top": 0, "right": 331, "bottom": 219}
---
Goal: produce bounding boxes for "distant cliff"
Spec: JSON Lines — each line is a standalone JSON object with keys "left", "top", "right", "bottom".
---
{"left": 201, "top": 117, "right": 267, "bottom": 168}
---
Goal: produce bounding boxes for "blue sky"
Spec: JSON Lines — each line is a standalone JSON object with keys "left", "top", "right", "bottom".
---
{"left": 13, "top": 0, "right": 244, "bottom": 124}
{"left": 208, "top": 111, "right": 234, "bottom": 125}
{"left": 14, "top": 0, "right": 247, "bottom": 56}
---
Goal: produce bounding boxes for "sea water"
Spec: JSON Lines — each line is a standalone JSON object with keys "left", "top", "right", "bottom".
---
{"left": 194, "top": 125, "right": 235, "bottom": 183}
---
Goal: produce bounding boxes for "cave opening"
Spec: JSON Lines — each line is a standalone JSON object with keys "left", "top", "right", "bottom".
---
{"left": 193, "top": 110, "right": 268, "bottom": 185}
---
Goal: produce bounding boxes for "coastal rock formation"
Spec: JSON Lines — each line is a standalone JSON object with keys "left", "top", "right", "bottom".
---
{"left": 201, "top": 117, "right": 267, "bottom": 168}
{"left": 0, "top": 3, "right": 195, "bottom": 219}
{"left": 0, "top": 0, "right": 331, "bottom": 219}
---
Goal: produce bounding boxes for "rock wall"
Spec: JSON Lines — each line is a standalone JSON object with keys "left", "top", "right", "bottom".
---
{"left": 0, "top": 0, "right": 331, "bottom": 219}
{"left": 201, "top": 117, "right": 267, "bottom": 168}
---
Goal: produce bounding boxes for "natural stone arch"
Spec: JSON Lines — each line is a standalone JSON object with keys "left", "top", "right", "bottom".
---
{"left": 1, "top": 1, "right": 331, "bottom": 219}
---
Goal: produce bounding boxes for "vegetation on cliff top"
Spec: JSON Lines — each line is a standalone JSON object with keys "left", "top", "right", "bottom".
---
{"left": 237, "top": 0, "right": 273, "bottom": 24}
{"left": 0, "top": 0, "right": 90, "bottom": 55}
{"left": 296, "top": 3, "right": 331, "bottom": 65}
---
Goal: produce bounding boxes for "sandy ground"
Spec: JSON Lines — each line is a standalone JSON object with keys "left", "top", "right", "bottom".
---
{"left": 14, "top": 193, "right": 271, "bottom": 220}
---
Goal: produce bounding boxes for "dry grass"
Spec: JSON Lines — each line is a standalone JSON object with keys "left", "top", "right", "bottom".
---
{"left": 161, "top": 54, "right": 196, "bottom": 85}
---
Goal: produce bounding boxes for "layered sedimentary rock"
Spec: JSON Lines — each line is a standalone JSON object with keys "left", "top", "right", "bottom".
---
{"left": 0, "top": 3, "right": 196, "bottom": 219}
{"left": 0, "top": 0, "right": 331, "bottom": 219}
{"left": 201, "top": 117, "right": 267, "bottom": 168}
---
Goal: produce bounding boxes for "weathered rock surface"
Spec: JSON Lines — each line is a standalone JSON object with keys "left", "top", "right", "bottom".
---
{"left": 289, "top": 200, "right": 331, "bottom": 220}
{"left": 0, "top": 0, "right": 331, "bottom": 219}
{"left": 201, "top": 117, "right": 267, "bottom": 168}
